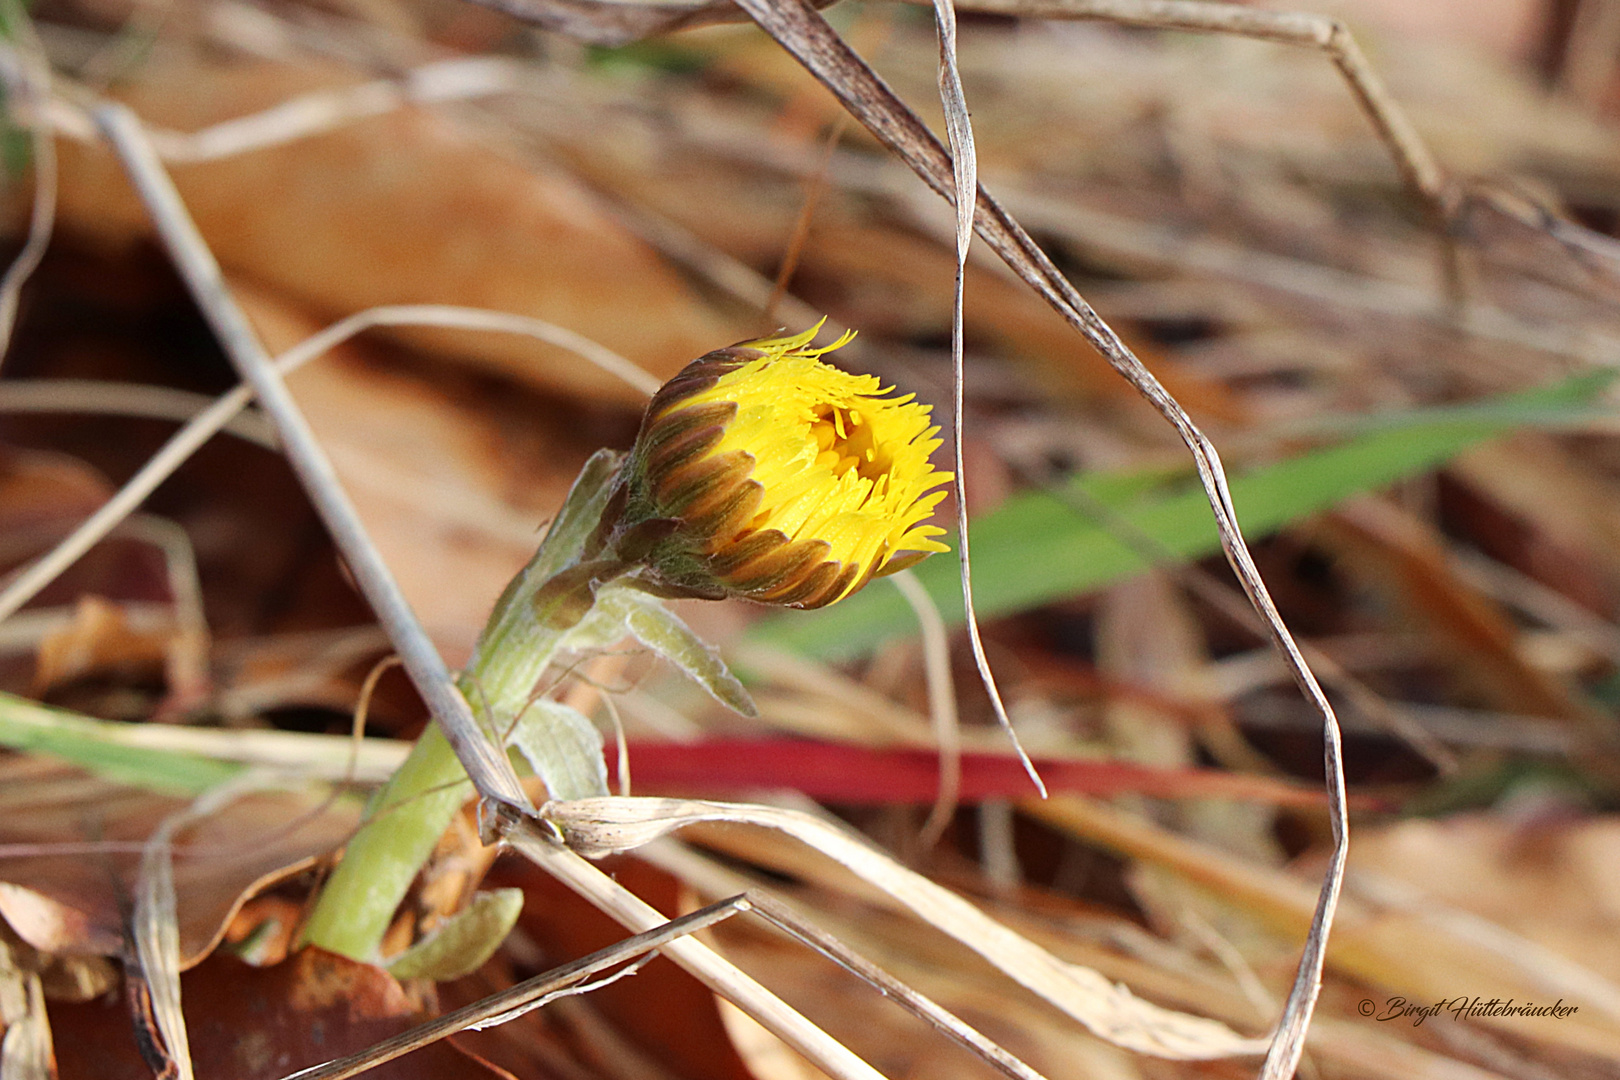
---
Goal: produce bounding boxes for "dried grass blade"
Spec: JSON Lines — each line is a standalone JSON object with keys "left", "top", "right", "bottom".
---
{"left": 508, "top": 827, "right": 891, "bottom": 1080}
{"left": 929, "top": 0, "right": 1045, "bottom": 797}
{"left": 704, "top": 2, "right": 1347, "bottom": 1069}
{"left": 134, "top": 783, "right": 266, "bottom": 1080}
{"left": 0, "top": 935, "right": 55, "bottom": 1080}
{"left": 0, "top": 301, "right": 653, "bottom": 626}
{"left": 279, "top": 895, "right": 753, "bottom": 1080}
{"left": 0, "top": 1, "right": 57, "bottom": 367}
{"left": 544, "top": 796, "right": 1266, "bottom": 1059}
{"left": 890, "top": 570, "right": 960, "bottom": 847}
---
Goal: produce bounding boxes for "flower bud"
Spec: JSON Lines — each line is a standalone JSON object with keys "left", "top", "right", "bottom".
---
{"left": 604, "top": 325, "right": 952, "bottom": 608}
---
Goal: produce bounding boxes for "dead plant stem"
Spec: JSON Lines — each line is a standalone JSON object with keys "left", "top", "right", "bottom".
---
{"left": 93, "top": 102, "right": 531, "bottom": 815}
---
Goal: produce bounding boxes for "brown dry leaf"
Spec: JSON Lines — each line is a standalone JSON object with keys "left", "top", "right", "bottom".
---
{"left": 32, "top": 596, "right": 172, "bottom": 695}
{"left": 1450, "top": 433, "right": 1620, "bottom": 588}
{"left": 49, "top": 946, "right": 505, "bottom": 1080}
{"left": 0, "top": 446, "right": 113, "bottom": 570}
{"left": 1344, "top": 813, "right": 1620, "bottom": 1004}
{"left": 54, "top": 53, "right": 745, "bottom": 403}
{"left": 239, "top": 285, "right": 594, "bottom": 663}
{"left": 658, "top": 832, "right": 1523, "bottom": 1080}
{"left": 0, "top": 755, "right": 359, "bottom": 968}
{"left": 1024, "top": 796, "right": 1620, "bottom": 1062}
{"left": 1320, "top": 496, "right": 1608, "bottom": 731}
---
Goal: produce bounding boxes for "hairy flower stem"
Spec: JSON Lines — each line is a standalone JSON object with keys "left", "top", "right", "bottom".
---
{"left": 301, "top": 452, "right": 624, "bottom": 962}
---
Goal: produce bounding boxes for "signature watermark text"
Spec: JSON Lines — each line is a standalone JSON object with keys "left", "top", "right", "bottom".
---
{"left": 1359, "top": 996, "right": 1580, "bottom": 1026}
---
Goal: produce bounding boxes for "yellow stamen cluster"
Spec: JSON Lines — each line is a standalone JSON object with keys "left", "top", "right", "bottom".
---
{"left": 621, "top": 324, "right": 952, "bottom": 607}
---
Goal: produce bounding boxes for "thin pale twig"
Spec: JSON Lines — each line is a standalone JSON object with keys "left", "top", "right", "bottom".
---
{"left": 32, "top": 56, "right": 531, "bottom": 163}
{"left": 278, "top": 895, "right": 754, "bottom": 1080}
{"left": 891, "top": 569, "right": 961, "bottom": 848}
{"left": 94, "top": 102, "right": 529, "bottom": 813}
{"left": 0, "top": 0, "right": 59, "bottom": 368}
{"left": 0, "top": 303, "right": 652, "bottom": 625}
{"left": 0, "top": 380, "right": 277, "bottom": 447}
{"left": 282, "top": 303, "right": 659, "bottom": 397}
{"left": 930, "top": 0, "right": 1047, "bottom": 797}
{"left": 658, "top": 2, "right": 1345, "bottom": 1072}
{"left": 507, "top": 824, "right": 891, "bottom": 1080}
{"left": 745, "top": 888, "right": 1052, "bottom": 1080}
{"left": 118, "top": 514, "right": 213, "bottom": 709}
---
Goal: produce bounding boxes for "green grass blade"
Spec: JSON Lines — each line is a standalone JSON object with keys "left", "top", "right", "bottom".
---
{"left": 752, "top": 373, "right": 1612, "bottom": 658}
{"left": 0, "top": 691, "right": 243, "bottom": 795}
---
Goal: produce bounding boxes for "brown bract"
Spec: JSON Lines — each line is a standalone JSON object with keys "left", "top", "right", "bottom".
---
{"left": 602, "top": 345, "right": 882, "bottom": 609}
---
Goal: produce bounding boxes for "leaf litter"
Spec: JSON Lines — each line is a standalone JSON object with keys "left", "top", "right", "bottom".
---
{"left": 4, "top": 0, "right": 1620, "bottom": 1078}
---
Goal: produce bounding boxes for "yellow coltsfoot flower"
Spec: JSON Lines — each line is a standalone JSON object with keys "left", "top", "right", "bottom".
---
{"left": 604, "top": 323, "right": 953, "bottom": 608}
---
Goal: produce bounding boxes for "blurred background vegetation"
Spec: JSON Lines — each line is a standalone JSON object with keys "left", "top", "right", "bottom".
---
{"left": 3, "top": 0, "right": 1620, "bottom": 1076}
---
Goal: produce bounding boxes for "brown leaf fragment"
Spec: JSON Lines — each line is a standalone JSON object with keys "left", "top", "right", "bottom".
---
{"left": 0, "top": 758, "right": 360, "bottom": 969}
{"left": 51, "top": 948, "right": 508, "bottom": 1080}
{"left": 236, "top": 285, "right": 598, "bottom": 663}
{"left": 32, "top": 597, "right": 171, "bottom": 697}
{"left": 0, "top": 448, "right": 113, "bottom": 569}
{"left": 1322, "top": 496, "right": 1610, "bottom": 733}
{"left": 54, "top": 55, "right": 745, "bottom": 403}
{"left": 0, "top": 918, "right": 59, "bottom": 1080}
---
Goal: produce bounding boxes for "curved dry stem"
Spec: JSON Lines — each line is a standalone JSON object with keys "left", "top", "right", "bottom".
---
{"left": 925, "top": 0, "right": 1447, "bottom": 211}
{"left": 931, "top": 0, "right": 1046, "bottom": 798}
{"left": 0, "top": 303, "right": 654, "bottom": 624}
{"left": 686, "top": 1, "right": 1348, "bottom": 1074}
{"left": 281, "top": 303, "right": 659, "bottom": 397}
{"left": 0, "top": 380, "right": 277, "bottom": 446}
{"left": 93, "top": 102, "right": 529, "bottom": 811}
{"left": 891, "top": 569, "right": 960, "bottom": 847}
{"left": 509, "top": 826, "right": 890, "bottom": 1080}
{"left": 0, "top": 0, "right": 60, "bottom": 369}
{"left": 32, "top": 56, "right": 531, "bottom": 163}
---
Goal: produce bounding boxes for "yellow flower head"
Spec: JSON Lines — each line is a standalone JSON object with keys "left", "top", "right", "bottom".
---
{"left": 615, "top": 324, "right": 952, "bottom": 608}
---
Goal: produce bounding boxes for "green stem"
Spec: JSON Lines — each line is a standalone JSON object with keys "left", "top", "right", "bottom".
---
{"left": 301, "top": 451, "right": 624, "bottom": 962}
{"left": 298, "top": 722, "right": 469, "bottom": 960}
